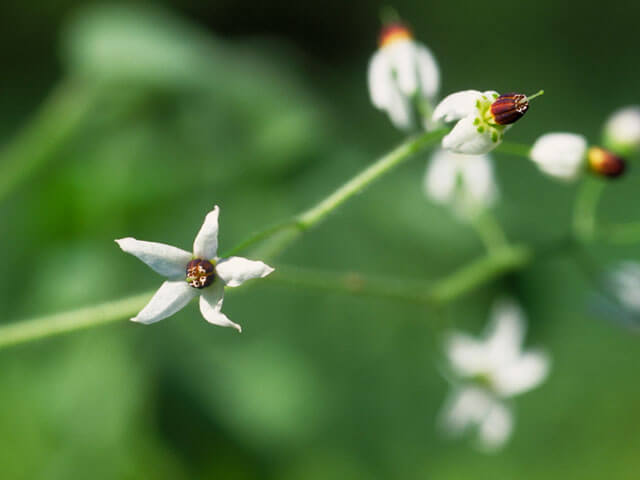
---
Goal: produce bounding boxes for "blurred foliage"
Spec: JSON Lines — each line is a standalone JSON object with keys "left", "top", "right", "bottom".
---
{"left": 0, "top": 1, "right": 638, "bottom": 479}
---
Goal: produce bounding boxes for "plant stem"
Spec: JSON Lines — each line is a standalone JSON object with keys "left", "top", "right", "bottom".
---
{"left": 495, "top": 141, "right": 531, "bottom": 158}
{"left": 0, "top": 245, "right": 532, "bottom": 350}
{"left": 469, "top": 210, "right": 508, "bottom": 253}
{"left": 248, "top": 128, "right": 448, "bottom": 260}
{"left": 0, "top": 78, "right": 100, "bottom": 202}
{"left": 597, "top": 221, "right": 640, "bottom": 245}
{"left": 572, "top": 177, "right": 605, "bottom": 242}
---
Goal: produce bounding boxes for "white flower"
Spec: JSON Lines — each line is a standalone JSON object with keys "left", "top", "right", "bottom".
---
{"left": 367, "top": 23, "right": 440, "bottom": 130}
{"left": 610, "top": 262, "right": 640, "bottom": 313}
{"left": 116, "top": 206, "right": 274, "bottom": 332}
{"left": 440, "top": 299, "right": 550, "bottom": 450}
{"left": 604, "top": 106, "right": 640, "bottom": 154}
{"left": 433, "top": 91, "right": 499, "bottom": 154}
{"left": 424, "top": 148, "right": 498, "bottom": 214}
{"left": 530, "top": 132, "right": 587, "bottom": 181}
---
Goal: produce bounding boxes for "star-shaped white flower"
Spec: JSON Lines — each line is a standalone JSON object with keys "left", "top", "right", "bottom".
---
{"left": 440, "top": 299, "right": 550, "bottom": 450}
{"left": 116, "top": 206, "right": 274, "bottom": 332}
{"left": 433, "top": 90, "right": 537, "bottom": 154}
{"left": 367, "top": 23, "right": 440, "bottom": 130}
{"left": 424, "top": 148, "right": 498, "bottom": 215}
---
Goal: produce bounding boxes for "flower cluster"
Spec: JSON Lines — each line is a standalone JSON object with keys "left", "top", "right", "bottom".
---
{"left": 440, "top": 299, "right": 550, "bottom": 450}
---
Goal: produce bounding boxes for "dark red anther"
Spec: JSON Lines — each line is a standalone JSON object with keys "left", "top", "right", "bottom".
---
{"left": 186, "top": 258, "right": 215, "bottom": 289}
{"left": 588, "top": 147, "right": 626, "bottom": 178}
{"left": 490, "top": 93, "right": 529, "bottom": 125}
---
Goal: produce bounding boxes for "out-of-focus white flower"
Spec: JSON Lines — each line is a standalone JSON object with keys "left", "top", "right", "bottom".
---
{"left": 367, "top": 23, "right": 440, "bottom": 130}
{"left": 604, "top": 106, "right": 640, "bottom": 154}
{"left": 440, "top": 299, "right": 550, "bottom": 451}
{"left": 530, "top": 133, "right": 626, "bottom": 180}
{"left": 610, "top": 262, "right": 640, "bottom": 313}
{"left": 424, "top": 148, "right": 498, "bottom": 214}
{"left": 116, "top": 206, "right": 274, "bottom": 332}
{"left": 441, "top": 386, "right": 513, "bottom": 451}
{"left": 529, "top": 133, "right": 587, "bottom": 181}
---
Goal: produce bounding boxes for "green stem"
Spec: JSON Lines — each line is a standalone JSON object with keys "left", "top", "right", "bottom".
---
{"left": 0, "top": 245, "right": 532, "bottom": 350}
{"left": 495, "top": 141, "right": 531, "bottom": 158}
{"left": 469, "top": 210, "right": 508, "bottom": 253}
{"left": 0, "top": 78, "right": 100, "bottom": 202}
{"left": 572, "top": 177, "right": 605, "bottom": 242}
{"left": 249, "top": 128, "right": 448, "bottom": 260}
{"left": 597, "top": 221, "right": 640, "bottom": 245}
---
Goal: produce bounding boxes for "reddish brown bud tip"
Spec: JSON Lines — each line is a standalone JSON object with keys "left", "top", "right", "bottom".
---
{"left": 186, "top": 258, "right": 215, "bottom": 289}
{"left": 588, "top": 147, "right": 626, "bottom": 178}
{"left": 490, "top": 93, "right": 529, "bottom": 125}
{"left": 378, "top": 23, "right": 412, "bottom": 48}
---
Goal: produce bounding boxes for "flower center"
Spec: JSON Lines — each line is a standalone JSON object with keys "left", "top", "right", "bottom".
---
{"left": 472, "top": 93, "right": 508, "bottom": 144}
{"left": 186, "top": 258, "right": 215, "bottom": 289}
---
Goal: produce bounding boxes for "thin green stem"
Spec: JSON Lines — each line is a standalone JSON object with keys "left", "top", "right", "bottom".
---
{"left": 597, "top": 221, "right": 640, "bottom": 245}
{"left": 0, "top": 245, "right": 532, "bottom": 350}
{"left": 469, "top": 210, "right": 508, "bottom": 253}
{"left": 249, "top": 128, "right": 448, "bottom": 260}
{"left": 495, "top": 141, "right": 531, "bottom": 158}
{"left": 0, "top": 78, "right": 100, "bottom": 202}
{"left": 572, "top": 177, "right": 605, "bottom": 242}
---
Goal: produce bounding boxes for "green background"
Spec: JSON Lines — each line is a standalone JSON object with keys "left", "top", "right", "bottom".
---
{"left": 0, "top": 1, "right": 638, "bottom": 478}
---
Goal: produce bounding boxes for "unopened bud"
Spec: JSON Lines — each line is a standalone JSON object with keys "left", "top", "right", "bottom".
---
{"left": 588, "top": 147, "right": 626, "bottom": 178}
{"left": 378, "top": 23, "right": 412, "bottom": 48}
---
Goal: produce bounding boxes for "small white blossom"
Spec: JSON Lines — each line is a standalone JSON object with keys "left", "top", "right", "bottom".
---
{"left": 116, "top": 206, "right": 274, "bottom": 332}
{"left": 610, "top": 262, "right": 640, "bottom": 313}
{"left": 368, "top": 23, "right": 440, "bottom": 130}
{"left": 424, "top": 148, "right": 498, "bottom": 214}
{"left": 440, "top": 299, "right": 550, "bottom": 451}
{"left": 432, "top": 91, "right": 504, "bottom": 154}
{"left": 530, "top": 132, "right": 587, "bottom": 181}
{"left": 604, "top": 106, "right": 640, "bottom": 154}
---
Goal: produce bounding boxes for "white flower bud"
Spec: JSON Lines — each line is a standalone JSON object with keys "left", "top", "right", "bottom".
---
{"left": 529, "top": 133, "right": 587, "bottom": 181}
{"left": 604, "top": 106, "right": 640, "bottom": 154}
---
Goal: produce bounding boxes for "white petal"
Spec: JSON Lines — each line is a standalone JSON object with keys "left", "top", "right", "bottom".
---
{"left": 199, "top": 281, "right": 241, "bottom": 332}
{"left": 193, "top": 206, "right": 220, "bottom": 259}
{"left": 459, "top": 153, "right": 498, "bottom": 207}
{"left": 440, "top": 386, "right": 494, "bottom": 434}
{"left": 611, "top": 262, "right": 640, "bottom": 312}
{"left": 442, "top": 115, "right": 499, "bottom": 154}
{"left": 605, "top": 106, "right": 640, "bottom": 149}
{"left": 446, "top": 333, "right": 490, "bottom": 377}
{"left": 216, "top": 256, "right": 275, "bottom": 287}
{"left": 477, "top": 400, "right": 513, "bottom": 451}
{"left": 415, "top": 44, "right": 440, "bottom": 100}
{"left": 494, "top": 350, "right": 550, "bottom": 397}
{"left": 387, "top": 40, "right": 418, "bottom": 95}
{"left": 367, "top": 49, "right": 413, "bottom": 130}
{"left": 530, "top": 133, "right": 587, "bottom": 181}
{"left": 367, "top": 50, "right": 392, "bottom": 109}
{"left": 424, "top": 149, "right": 459, "bottom": 204}
{"left": 132, "top": 280, "right": 196, "bottom": 324}
{"left": 115, "top": 238, "right": 191, "bottom": 280}
{"left": 433, "top": 90, "right": 483, "bottom": 123}
{"left": 485, "top": 298, "right": 527, "bottom": 364}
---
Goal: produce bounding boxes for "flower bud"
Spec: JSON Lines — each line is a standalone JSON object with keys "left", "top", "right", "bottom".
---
{"left": 587, "top": 147, "right": 626, "bottom": 178}
{"left": 529, "top": 133, "right": 587, "bottom": 181}
{"left": 378, "top": 23, "right": 412, "bottom": 47}
{"left": 490, "top": 93, "right": 529, "bottom": 125}
{"left": 604, "top": 106, "right": 640, "bottom": 155}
